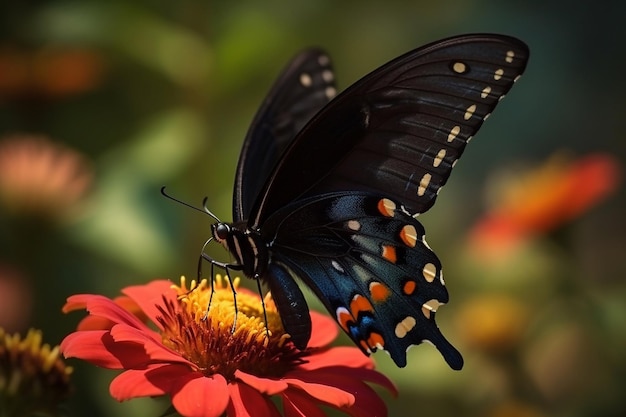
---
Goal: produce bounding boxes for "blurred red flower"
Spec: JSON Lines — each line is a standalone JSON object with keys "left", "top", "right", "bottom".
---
{"left": 61, "top": 277, "right": 396, "bottom": 417}
{"left": 468, "top": 153, "right": 620, "bottom": 258}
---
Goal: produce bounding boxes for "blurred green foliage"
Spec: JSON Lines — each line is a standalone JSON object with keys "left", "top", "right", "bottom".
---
{"left": 1, "top": 1, "right": 624, "bottom": 416}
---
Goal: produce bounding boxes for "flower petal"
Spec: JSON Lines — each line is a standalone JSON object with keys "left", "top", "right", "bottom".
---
{"left": 282, "top": 389, "right": 327, "bottom": 417}
{"left": 289, "top": 366, "right": 396, "bottom": 397}
{"left": 307, "top": 311, "right": 339, "bottom": 348}
{"left": 227, "top": 382, "right": 281, "bottom": 417}
{"left": 121, "top": 280, "right": 176, "bottom": 330}
{"left": 234, "top": 370, "right": 288, "bottom": 395}
{"left": 170, "top": 372, "right": 230, "bottom": 417}
{"left": 65, "top": 294, "right": 153, "bottom": 334}
{"left": 288, "top": 369, "right": 395, "bottom": 417}
{"left": 297, "top": 347, "right": 374, "bottom": 371}
{"left": 61, "top": 330, "right": 150, "bottom": 369}
{"left": 283, "top": 378, "right": 354, "bottom": 408}
{"left": 109, "top": 363, "right": 191, "bottom": 400}
{"left": 109, "top": 324, "right": 194, "bottom": 367}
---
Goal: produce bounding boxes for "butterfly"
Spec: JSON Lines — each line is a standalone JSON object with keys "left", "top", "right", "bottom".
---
{"left": 203, "top": 34, "right": 529, "bottom": 369}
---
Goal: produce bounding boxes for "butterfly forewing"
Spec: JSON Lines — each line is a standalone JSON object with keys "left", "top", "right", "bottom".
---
{"left": 250, "top": 34, "right": 528, "bottom": 227}
{"left": 233, "top": 49, "right": 336, "bottom": 221}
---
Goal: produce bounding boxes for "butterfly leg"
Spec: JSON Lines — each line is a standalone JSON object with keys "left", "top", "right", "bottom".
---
{"left": 199, "top": 251, "right": 242, "bottom": 333}
{"left": 253, "top": 273, "right": 272, "bottom": 345}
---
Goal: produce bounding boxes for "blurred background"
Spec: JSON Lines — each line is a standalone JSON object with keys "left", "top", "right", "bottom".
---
{"left": 1, "top": 0, "right": 624, "bottom": 416}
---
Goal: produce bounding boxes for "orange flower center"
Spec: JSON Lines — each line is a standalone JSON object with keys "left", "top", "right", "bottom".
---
{"left": 156, "top": 276, "right": 305, "bottom": 381}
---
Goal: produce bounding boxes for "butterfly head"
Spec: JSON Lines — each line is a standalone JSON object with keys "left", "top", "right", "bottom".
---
{"left": 211, "top": 222, "right": 232, "bottom": 243}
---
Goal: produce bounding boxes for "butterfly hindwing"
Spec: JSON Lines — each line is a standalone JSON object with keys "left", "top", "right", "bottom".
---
{"left": 234, "top": 49, "right": 336, "bottom": 221}
{"left": 262, "top": 192, "right": 463, "bottom": 369}
{"left": 249, "top": 34, "right": 529, "bottom": 227}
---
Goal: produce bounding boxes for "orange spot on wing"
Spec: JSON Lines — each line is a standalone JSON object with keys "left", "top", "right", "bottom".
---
{"left": 359, "top": 340, "right": 371, "bottom": 352}
{"left": 403, "top": 280, "right": 416, "bottom": 295}
{"left": 381, "top": 245, "right": 397, "bottom": 263}
{"left": 369, "top": 281, "right": 391, "bottom": 302}
{"left": 377, "top": 198, "right": 395, "bottom": 217}
{"left": 367, "top": 332, "right": 385, "bottom": 349}
{"left": 337, "top": 309, "right": 353, "bottom": 333}
{"left": 350, "top": 295, "right": 374, "bottom": 318}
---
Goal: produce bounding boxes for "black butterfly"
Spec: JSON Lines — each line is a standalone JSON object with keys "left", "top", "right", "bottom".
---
{"left": 204, "top": 34, "right": 528, "bottom": 369}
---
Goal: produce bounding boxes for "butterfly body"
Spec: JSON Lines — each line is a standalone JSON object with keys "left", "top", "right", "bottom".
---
{"left": 207, "top": 34, "right": 529, "bottom": 370}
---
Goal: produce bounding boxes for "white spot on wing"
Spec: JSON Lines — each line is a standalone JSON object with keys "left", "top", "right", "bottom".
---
{"left": 417, "top": 173, "right": 431, "bottom": 196}
{"left": 331, "top": 260, "right": 345, "bottom": 273}
{"left": 452, "top": 61, "right": 467, "bottom": 74}
{"left": 300, "top": 73, "right": 312, "bottom": 87}
{"left": 448, "top": 125, "right": 460, "bottom": 142}
{"left": 395, "top": 316, "right": 417, "bottom": 338}
{"left": 433, "top": 149, "right": 446, "bottom": 168}
{"left": 464, "top": 104, "right": 477, "bottom": 120}
{"left": 347, "top": 220, "right": 361, "bottom": 231}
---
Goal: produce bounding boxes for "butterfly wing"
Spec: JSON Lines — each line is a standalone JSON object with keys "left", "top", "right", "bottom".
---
{"left": 262, "top": 192, "right": 463, "bottom": 369}
{"left": 233, "top": 49, "right": 336, "bottom": 222}
{"left": 249, "top": 34, "right": 529, "bottom": 228}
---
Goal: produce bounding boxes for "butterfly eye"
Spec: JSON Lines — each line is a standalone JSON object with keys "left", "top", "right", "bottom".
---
{"left": 212, "top": 223, "right": 231, "bottom": 241}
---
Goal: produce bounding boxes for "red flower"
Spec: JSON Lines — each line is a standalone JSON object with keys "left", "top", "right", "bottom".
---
{"left": 468, "top": 153, "right": 620, "bottom": 259}
{"left": 61, "top": 277, "right": 396, "bottom": 417}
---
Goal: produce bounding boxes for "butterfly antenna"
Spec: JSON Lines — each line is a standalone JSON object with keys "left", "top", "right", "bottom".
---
{"left": 201, "top": 196, "right": 221, "bottom": 223}
{"left": 160, "top": 186, "right": 221, "bottom": 222}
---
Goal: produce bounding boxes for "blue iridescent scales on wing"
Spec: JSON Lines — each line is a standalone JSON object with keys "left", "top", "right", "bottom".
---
{"left": 204, "top": 34, "right": 529, "bottom": 369}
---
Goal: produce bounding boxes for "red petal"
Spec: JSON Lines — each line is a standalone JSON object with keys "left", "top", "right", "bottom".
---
{"left": 282, "top": 377, "right": 354, "bottom": 408}
{"left": 171, "top": 373, "right": 230, "bottom": 417}
{"left": 335, "top": 379, "right": 388, "bottom": 417}
{"left": 62, "top": 294, "right": 89, "bottom": 313}
{"left": 282, "top": 389, "right": 327, "bottom": 417}
{"left": 287, "top": 369, "right": 395, "bottom": 417}
{"left": 67, "top": 294, "right": 154, "bottom": 334}
{"left": 109, "top": 363, "right": 191, "bottom": 400}
{"left": 565, "top": 154, "right": 620, "bottom": 219}
{"left": 297, "top": 347, "right": 374, "bottom": 371}
{"left": 122, "top": 280, "right": 176, "bottom": 329}
{"left": 109, "top": 324, "right": 194, "bottom": 367}
{"left": 74, "top": 295, "right": 149, "bottom": 331}
{"left": 234, "top": 370, "right": 288, "bottom": 395}
{"left": 316, "top": 366, "right": 398, "bottom": 397}
{"left": 307, "top": 312, "right": 338, "bottom": 348}
{"left": 61, "top": 330, "right": 150, "bottom": 369}
{"left": 227, "top": 382, "right": 281, "bottom": 417}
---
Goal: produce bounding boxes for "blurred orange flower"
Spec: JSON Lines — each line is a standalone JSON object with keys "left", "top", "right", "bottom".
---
{"left": 0, "top": 46, "right": 105, "bottom": 98}
{"left": 62, "top": 276, "right": 396, "bottom": 417}
{"left": 467, "top": 153, "right": 620, "bottom": 259}
{"left": 455, "top": 293, "right": 530, "bottom": 353}
{"left": 0, "top": 135, "right": 92, "bottom": 219}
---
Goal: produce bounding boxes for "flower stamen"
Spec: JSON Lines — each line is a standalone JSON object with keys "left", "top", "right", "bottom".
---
{"left": 157, "top": 275, "right": 304, "bottom": 380}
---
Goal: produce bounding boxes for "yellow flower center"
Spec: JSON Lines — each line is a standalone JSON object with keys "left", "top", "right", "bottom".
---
{"left": 157, "top": 275, "right": 304, "bottom": 380}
